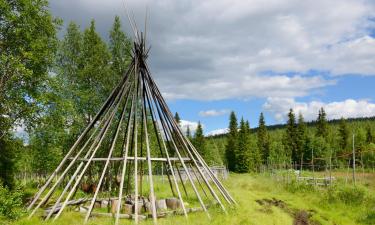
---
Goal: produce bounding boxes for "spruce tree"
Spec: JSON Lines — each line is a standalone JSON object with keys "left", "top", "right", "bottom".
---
{"left": 186, "top": 125, "right": 191, "bottom": 139}
{"left": 225, "top": 111, "right": 238, "bottom": 171}
{"left": 236, "top": 118, "right": 251, "bottom": 172}
{"left": 283, "top": 109, "right": 297, "bottom": 162}
{"left": 316, "top": 107, "right": 328, "bottom": 137}
{"left": 174, "top": 112, "right": 181, "bottom": 125}
{"left": 338, "top": 117, "right": 349, "bottom": 150}
{"left": 366, "top": 125, "right": 373, "bottom": 144}
{"left": 296, "top": 113, "right": 307, "bottom": 166}
{"left": 193, "top": 122, "right": 206, "bottom": 158}
{"left": 257, "top": 112, "right": 269, "bottom": 163}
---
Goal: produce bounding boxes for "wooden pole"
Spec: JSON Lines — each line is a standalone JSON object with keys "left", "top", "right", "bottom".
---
{"left": 352, "top": 133, "right": 356, "bottom": 186}
{"left": 115, "top": 90, "right": 136, "bottom": 225}
{"left": 133, "top": 62, "right": 140, "bottom": 224}
{"left": 53, "top": 101, "right": 121, "bottom": 221}
{"left": 84, "top": 82, "right": 132, "bottom": 223}
{"left": 329, "top": 151, "right": 332, "bottom": 185}
{"left": 145, "top": 66, "right": 235, "bottom": 205}
{"left": 142, "top": 92, "right": 157, "bottom": 224}
{"left": 312, "top": 148, "right": 315, "bottom": 186}
{"left": 27, "top": 61, "right": 134, "bottom": 212}
{"left": 43, "top": 81, "right": 130, "bottom": 220}
{"left": 144, "top": 86, "right": 188, "bottom": 217}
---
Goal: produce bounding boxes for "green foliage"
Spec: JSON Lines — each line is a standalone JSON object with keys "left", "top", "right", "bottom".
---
{"left": 109, "top": 16, "right": 131, "bottom": 80}
{"left": 186, "top": 125, "right": 191, "bottom": 139}
{"left": 0, "top": 0, "right": 59, "bottom": 129}
{"left": 326, "top": 185, "right": 367, "bottom": 205}
{"left": 316, "top": 107, "right": 329, "bottom": 138}
{"left": 0, "top": 184, "right": 25, "bottom": 220}
{"left": 257, "top": 113, "right": 269, "bottom": 163}
{"left": 339, "top": 117, "right": 350, "bottom": 151}
{"left": 174, "top": 112, "right": 181, "bottom": 125}
{"left": 236, "top": 118, "right": 251, "bottom": 172}
{"left": 366, "top": 125, "right": 373, "bottom": 144}
{"left": 283, "top": 109, "right": 297, "bottom": 162}
{"left": 193, "top": 122, "right": 205, "bottom": 158}
{"left": 0, "top": 0, "right": 59, "bottom": 186}
{"left": 295, "top": 113, "right": 307, "bottom": 163}
{"left": 225, "top": 111, "right": 238, "bottom": 171}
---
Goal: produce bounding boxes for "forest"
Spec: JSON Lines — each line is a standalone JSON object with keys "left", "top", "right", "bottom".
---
{"left": 1, "top": 1, "right": 375, "bottom": 224}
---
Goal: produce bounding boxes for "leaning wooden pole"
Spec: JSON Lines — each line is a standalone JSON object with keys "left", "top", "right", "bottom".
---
{"left": 144, "top": 64, "right": 235, "bottom": 205}
{"left": 115, "top": 89, "right": 136, "bottom": 225}
{"left": 142, "top": 88, "right": 157, "bottom": 224}
{"left": 143, "top": 80, "right": 188, "bottom": 217}
{"left": 84, "top": 82, "right": 132, "bottom": 223}
{"left": 27, "top": 64, "right": 132, "bottom": 211}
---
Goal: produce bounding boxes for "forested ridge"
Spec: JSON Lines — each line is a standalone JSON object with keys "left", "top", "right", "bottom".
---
{"left": 205, "top": 110, "right": 375, "bottom": 173}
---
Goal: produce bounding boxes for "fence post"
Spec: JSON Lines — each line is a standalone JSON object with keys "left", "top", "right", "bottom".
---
{"left": 352, "top": 133, "right": 356, "bottom": 186}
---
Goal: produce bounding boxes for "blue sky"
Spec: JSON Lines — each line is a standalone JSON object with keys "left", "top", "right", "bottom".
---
{"left": 49, "top": 0, "right": 375, "bottom": 135}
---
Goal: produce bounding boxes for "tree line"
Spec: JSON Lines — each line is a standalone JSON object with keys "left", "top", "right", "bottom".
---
{"left": 211, "top": 109, "right": 375, "bottom": 173}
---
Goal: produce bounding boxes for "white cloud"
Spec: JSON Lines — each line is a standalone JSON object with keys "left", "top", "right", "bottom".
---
{"left": 206, "top": 128, "right": 229, "bottom": 136}
{"left": 199, "top": 109, "right": 229, "bottom": 117}
{"left": 263, "top": 97, "right": 375, "bottom": 122}
{"left": 51, "top": 0, "right": 375, "bottom": 100}
{"left": 179, "top": 119, "right": 200, "bottom": 134}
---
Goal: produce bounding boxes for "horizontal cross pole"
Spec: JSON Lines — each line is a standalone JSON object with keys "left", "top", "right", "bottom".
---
{"left": 68, "top": 157, "right": 191, "bottom": 162}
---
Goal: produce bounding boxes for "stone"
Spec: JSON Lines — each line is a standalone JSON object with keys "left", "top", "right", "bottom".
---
{"left": 101, "top": 200, "right": 109, "bottom": 208}
{"left": 111, "top": 199, "right": 119, "bottom": 214}
{"left": 165, "top": 198, "right": 180, "bottom": 210}
{"left": 132, "top": 201, "right": 144, "bottom": 214}
{"left": 94, "top": 201, "right": 101, "bottom": 208}
{"left": 144, "top": 201, "right": 152, "bottom": 213}
{"left": 123, "top": 203, "right": 133, "bottom": 214}
{"left": 79, "top": 206, "right": 88, "bottom": 213}
{"left": 156, "top": 199, "right": 167, "bottom": 211}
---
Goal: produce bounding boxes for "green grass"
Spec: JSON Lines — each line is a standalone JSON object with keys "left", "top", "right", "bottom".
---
{"left": 3, "top": 172, "right": 375, "bottom": 225}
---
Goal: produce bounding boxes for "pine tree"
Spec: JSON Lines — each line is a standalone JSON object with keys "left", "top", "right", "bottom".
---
{"left": 366, "top": 125, "right": 373, "bottom": 144}
{"left": 257, "top": 112, "right": 269, "bottom": 163}
{"left": 186, "top": 125, "right": 191, "bottom": 139}
{"left": 236, "top": 118, "right": 251, "bottom": 172}
{"left": 316, "top": 107, "right": 328, "bottom": 137}
{"left": 174, "top": 112, "right": 181, "bottom": 125}
{"left": 296, "top": 113, "right": 307, "bottom": 166}
{"left": 225, "top": 111, "right": 238, "bottom": 171}
{"left": 193, "top": 122, "right": 206, "bottom": 158}
{"left": 283, "top": 109, "right": 297, "bottom": 162}
{"left": 338, "top": 117, "right": 349, "bottom": 150}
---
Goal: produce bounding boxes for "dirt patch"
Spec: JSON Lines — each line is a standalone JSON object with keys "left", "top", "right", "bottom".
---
{"left": 256, "top": 198, "right": 321, "bottom": 225}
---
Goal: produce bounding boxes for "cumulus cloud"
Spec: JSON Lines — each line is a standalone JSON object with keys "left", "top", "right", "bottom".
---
{"left": 179, "top": 119, "right": 199, "bottom": 135}
{"left": 206, "top": 128, "right": 229, "bottom": 136}
{"left": 199, "top": 109, "right": 229, "bottom": 117}
{"left": 263, "top": 97, "right": 375, "bottom": 122}
{"left": 50, "top": 0, "right": 375, "bottom": 100}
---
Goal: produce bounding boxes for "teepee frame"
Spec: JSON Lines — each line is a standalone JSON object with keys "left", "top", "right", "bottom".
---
{"left": 27, "top": 15, "right": 235, "bottom": 224}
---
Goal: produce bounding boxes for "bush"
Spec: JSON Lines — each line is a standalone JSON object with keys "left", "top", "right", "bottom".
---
{"left": 326, "top": 185, "right": 367, "bottom": 205}
{"left": 0, "top": 184, "right": 25, "bottom": 220}
{"left": 284, "top": 180, "right": 315, "bottom": 193}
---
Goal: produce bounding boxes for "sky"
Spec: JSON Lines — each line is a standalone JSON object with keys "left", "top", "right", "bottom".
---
{"left": 49, "top": 0, "right": 375, "bottom": 136}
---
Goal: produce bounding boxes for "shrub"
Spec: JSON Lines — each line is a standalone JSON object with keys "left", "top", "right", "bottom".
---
{"left": 326, "top": 185, "right": 367, "bottom": 205}
{"left": 0, "top": 184, "right": 25, "bottom": 220}
{"left": 284, "top": 180, "right": 315, "bottom": 193}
